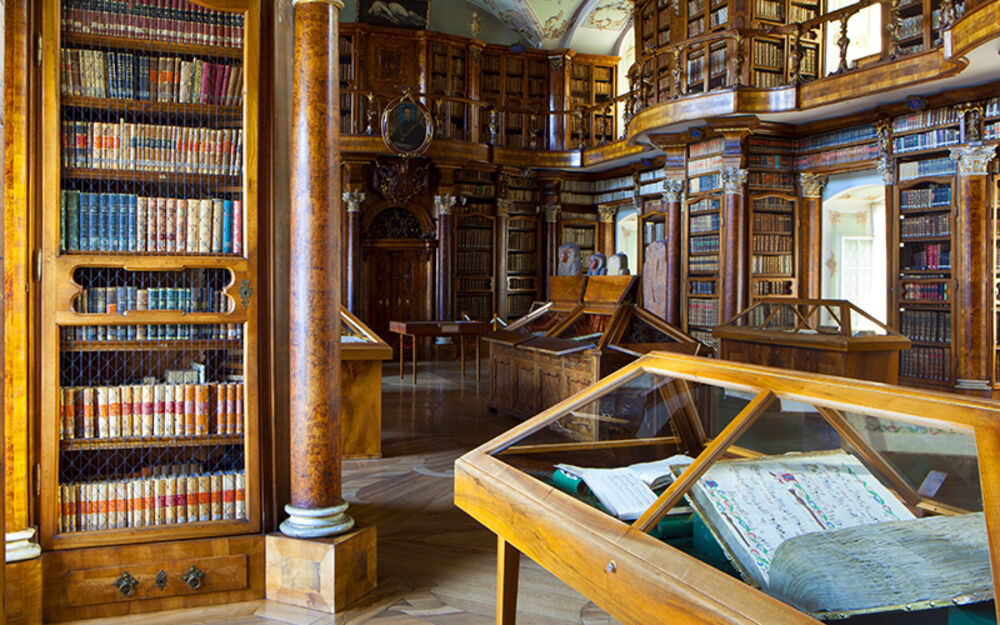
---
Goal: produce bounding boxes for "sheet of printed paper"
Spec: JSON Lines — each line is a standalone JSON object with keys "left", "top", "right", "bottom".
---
{"left": 688, "top": 451, "right": 914, "bottom": 586}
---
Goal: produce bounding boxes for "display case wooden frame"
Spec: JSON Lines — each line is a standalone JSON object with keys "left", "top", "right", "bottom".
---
{"left": 39, "top": 0, "right": 261, "bottom": 552}
{"left": 456, "top": 351, "right": 1000, "bottom": 625}
{"left": 341, "top": 308, "right": 392, "bottom": 458}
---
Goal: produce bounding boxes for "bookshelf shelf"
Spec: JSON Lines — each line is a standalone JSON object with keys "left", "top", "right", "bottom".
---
{"left": 62, "top": 168, "right": 241, "bottom": 189}
{"left": 60, "top": 96, "right": 243, "bottom": 120}
{"left": 61, "top": 32, "right": 242, "bottom": 60}
{"left": 60, "top": 339, "right": 240, "bottom": 352}
{"left": 61, "top": 434, "right": 245, "bottom": 451}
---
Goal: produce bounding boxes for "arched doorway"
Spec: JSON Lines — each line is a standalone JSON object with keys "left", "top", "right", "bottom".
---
{"left": 361, "top": 206, "right": 436, "bottom": 351}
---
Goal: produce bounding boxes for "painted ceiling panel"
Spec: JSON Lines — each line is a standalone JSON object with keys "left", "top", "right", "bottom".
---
{"left": 465, "top": 0, "right": 633, "bottom": 53}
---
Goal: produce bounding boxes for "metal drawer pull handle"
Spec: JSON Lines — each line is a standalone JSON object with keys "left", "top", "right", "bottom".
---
{"left": 182, "top": 565, "right": 206, "bottom": 590}
{"left": 155, "top": 570, "right": 167, "bottom": 590}
{"left": 114, "top": 572, "right": 139, "bottom": 597}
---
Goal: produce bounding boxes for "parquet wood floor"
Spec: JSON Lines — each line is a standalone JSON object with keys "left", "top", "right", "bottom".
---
{"left": 59, "top": 362, "right": 620, "bottom": 625}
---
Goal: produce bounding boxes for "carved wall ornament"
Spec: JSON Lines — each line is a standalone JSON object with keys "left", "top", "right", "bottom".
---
{"left": 798, "top": 173, "right": 828, "bottom": 198}
{"left": 342, "top": 190, "right": 366, "bottom": 213}
{"left": 955, "top": 101, "right": 985, "bottom": 143}
{"left": 373, "top": 157, "right": 430, "bottom": 205}
{"left": 496, "top": 198, "right": 514, "bottom": 217}
{"left": 950, "top": 145, "right": 998, "bottom": 176}
{"left": 544, "top": 203, "right": 562, "bottom": 222}
{"left": 876, "top": 157, "right": 895, "bottom": 185}
{"left": 662, "top": 178, "right": 684, "bottom": 203}
{"left": 875, "top": 119, "right": 892, "bottom": 156}
{"left": 469, "top": 11, "right": 482, "bottom": 38}
{"left": 721, "top": 168, "right": 748, "bottom": 194}
{"left": 434, "top": 194, "right": 457, "bottom": 216}
{"left": 367, "top": 206, "right": 426, "bottom": 239}
{"left": 598, "top": 205, "right": 618, "bottom": 223}
{"left": 549, "top": 56, "right": 565, "bottom": 70}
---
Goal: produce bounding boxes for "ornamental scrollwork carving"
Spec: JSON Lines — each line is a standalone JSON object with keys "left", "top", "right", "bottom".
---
{"left": 662, "top": 178, "right": 684, "bottom": 204}
{"left": 721, "top": 168, "right": 748, "bottom": 194}
{"left": 372, "top": 157, "right": 430, "bottom": 206}
{"left": 798, "top": 173, "right": 828, "bottom": 198}
{"left": 950, "top": 145, "right": 997, "bottom": 177}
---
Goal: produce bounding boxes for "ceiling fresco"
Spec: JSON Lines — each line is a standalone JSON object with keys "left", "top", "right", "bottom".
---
{"left": 465, "top": 0, "right": 633, "bottom": 53}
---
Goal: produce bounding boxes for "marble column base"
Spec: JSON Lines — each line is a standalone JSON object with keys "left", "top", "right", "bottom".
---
{"left": 6, "top": 527, "right": 42, "bottom": 562}
{"left": 280, "top": 502, "right": 354, "bottom": 538}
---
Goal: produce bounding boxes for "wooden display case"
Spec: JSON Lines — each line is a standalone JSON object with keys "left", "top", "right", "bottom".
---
{"left": 484, "top": 276, "right": 704, "bottom": 419}
{"left": 713, "top": 299, "right": 911, "bottom": 384}
{"left": 341, "top": 308, "right": 392, "bottom": 459}
{"left": 39, "top": 0, "right": 263, "bottom": 619}
{"left": 456, "top": 351, "right": 1000, "bottom": 625}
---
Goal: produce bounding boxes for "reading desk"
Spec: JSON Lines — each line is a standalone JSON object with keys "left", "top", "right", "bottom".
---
{"left": 389, "top": 319, "right": 491, "bottom": 384}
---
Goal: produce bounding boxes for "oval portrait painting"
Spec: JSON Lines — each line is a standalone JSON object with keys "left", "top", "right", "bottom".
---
{"left": 381, "top": 94, "right": 434, "bottom": 156}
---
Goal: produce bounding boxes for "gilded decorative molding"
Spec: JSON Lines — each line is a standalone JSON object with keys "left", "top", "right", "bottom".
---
{"left": 544, "top": 203, "right": 562, "bottom": 222}
{"left": 598, "top": 205, "right": 618, "bottom": 223}
{"left": 955, "top": 101, "right": 985, "bottom": 143}
{"left": 798, "top": 173, "right": 828, "bottom": 198}
{"left": 292, "top": 0, "right": 344, "bottom": 7}
{"left": 876, "top": 157, "right": 895, "bottom": 185}
{"left": 434, "top": 193, "right": 457, "bottom": 216}
{"left": 373, "top": 158, "right": 430, "bottom": 205}
{"left": 662, "top": 178, "right": 684, "bottom": 204}
{"left": 950, "top": 145, "right": 997, "bottom": 176}
{"left": 342, "top": 190, "right": 366, "bottom": 213}
{"left": 721, "top": 168, "right": 748, "bottom": 194}
{"left": 549, "top": 56, "right": 565, "bottom": 70}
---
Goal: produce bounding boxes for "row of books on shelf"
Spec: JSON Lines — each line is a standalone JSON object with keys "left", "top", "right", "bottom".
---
{"left": 710, "top": 7, "right": 728, "bottom": 26}
{"left": 689, "top": 329, "right": 718, "bottom": 350}
{"left": 752, "top": 196, "right": 794, "bottom": 212}
{"left": 457, "top": 294, "right": 492, "bottom": 319}
{"left": 644, "top": 221, "right": 667, "bottom": 243}
{"left": 898, "top": 157, "right": 956, "bottom": 181}
{"left": 752, "top": 279, "right": 793, "bottom": 296}
{"left": 752, "top": 39, "right": 783, "bottom": 68}
{"left": 561, "top": 193, "right": 596, "bottom": 205}
{"left": 754, "top": 0, "right": 784, "bottom": 20}
{"left": 690, "top": 213, "right": 720, "bottom": 233}
{"left": 892, "top": 127, "right": 960, "bottom": 154}
{"left": 507, "top": 231, "right": 537, "bottom": 250}
{"left": 689, "top": 173, "right": 720, "bottom": 194}
{"left": 61, "top": 121, "right": 243, "bottom": 176}
{"left": 752, "top": 212, "right": 793, "bottom": 231}
{"left": 892, "top": 107, "right": 959, "bottom": 133}
{"left": 690, "top": 138, "right": 725, "bottom": 159}
{"left": 747, "top": 153, "right": 793, "bottom": 170}
{"left": 507, "top": 253, "right": 538, "bottom": 273}
{"left": 430, "top": 54, "right": 464, "bottom": 75}
{"left": 986, "top": 97, "right": 1000, "bottom": 117}
{"left": 59, "top": 382, "right": 244, "bottom": 440}
{"left": 509, "top": 277, "right": 535, "bottom": 290}
{"left": 900, "top": 347, "right": 950, "bottom": 381}
{"left": 60, "top": 49, "right": 242, "bottom": 106}
{"left": 508, "top": 294, "right": 535, "bottom": 317}
{"left": 689, "top": 280, "right": 717, "bottom": 295}
{"left": 788, "top": 4, "right": 818, "bottom": 22}
{"left": 690, "top": 234, "right": 720, "bottom": 253}
{"left": 687, "top": 298, "right": 719, "bottom": 326}
{"left": 899, "top": 310, "right": 951, "bottom": 343}
{"left": 689, "top": 254, "right": 719, "bottom": 272}
{"left": 456, "top": 183, "right": 495, "bottom": 198}
{"left": 748, "top": 172, "right": 795, "bottom": 189}
{"left": 457, "top": 226, "right": 493, "bottom": 249}
{"left": 457, "top": 277, "right": 491, "bottom": 291}
{"left": 794, "top": 143, "right": 878, "bottom": 169}
{"left": 77, "top": 287, "right": 227, "bottom": 315}
{"left": 643, "top": 198, "right": 666, "bottom": 214}
{"left": 64, "top": 323, "right": 241, "bottom": 342}
{"left": 798, "top": 124, "right": 877, "bottom": 152}
{"left": 753, "top": 71, "right": 784, "bottom": 89}
{"left": 638, "top": 182, "right": 662, "bottom": 196}
{"left": 596, "top": 189, "right": 634, "bottom": 204}
{"left": 688, "top": 155, "right": 723, "bottom": 177}
{"left": 985, "top": 122, "right": 999, "bottom": 141}
{"left": 751, "top": 254, "right": 793, "bottom": 274}
{"left": 748, "top": 136, "right": 795, "bottom": 154}
{"left": 562, "top": 229, "right": 595, "bottom": 247}
{"left": 58, "top": 469, "right": 247, "bottom": 534}
{"left": 639, "top": 170, "right": 662, "bottom": 184}
{"left": 505, "top": 189, "right": 536, "bottom": 202}
{"left": 901, "top": 281, "right": 948, "bottom": 301}
{"left": 61, "top": 0, "right": 244, "bottom": 49}
{"left": 905, "top": 244, "right": 950, "bottom": 270}
{"left": 457, "top": 250, "right": 491, "bottom": 273}
{"left": 594, "top": 176, "right": 633, "bottom": 192}
{"left": 691, "top": 197, "right": 721, "bottom": 212}
{"left": 752, "top": 234, "right": 793, "bottom": 252}
{"left": 900, "top": 212, "right": 950, "bottom": 238}
{"left": 562, "top": 179, "right": 595, "bottom": 193}
{"left": 60, "top": 192, "right": 242, "bottom": 254}
{"left": 898, "top": 15, "right": 923, "bottom": 40}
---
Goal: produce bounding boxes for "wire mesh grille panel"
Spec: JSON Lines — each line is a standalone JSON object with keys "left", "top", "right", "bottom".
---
{"left": 49, "top": 0, "right": 252, "bottom": 541}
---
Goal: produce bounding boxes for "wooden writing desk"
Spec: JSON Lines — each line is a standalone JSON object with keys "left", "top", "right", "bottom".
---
{"left": 389, "top": 320, "right": 491, "bottom": 384}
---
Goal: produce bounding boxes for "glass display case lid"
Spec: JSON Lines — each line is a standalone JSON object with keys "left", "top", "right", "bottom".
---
{"left": 714, "top": 299, "right": 910, "bottom": 348}
{"left": 340, "top": 307, "right": 392, "bottom": 360}
{"left": 459, "top": 352, "right": 996, "bottom": 623}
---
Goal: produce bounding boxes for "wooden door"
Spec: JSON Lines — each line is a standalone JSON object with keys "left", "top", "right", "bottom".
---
{"left": 362, "top": 241, "right": 435, "bottom": 354}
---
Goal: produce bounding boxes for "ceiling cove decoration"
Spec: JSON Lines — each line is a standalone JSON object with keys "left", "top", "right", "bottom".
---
{"left": 464, "top": 0, "right": 633, "bottom": 52}
{"left": 583, "top": 0, "right": 631, "bottom": 30}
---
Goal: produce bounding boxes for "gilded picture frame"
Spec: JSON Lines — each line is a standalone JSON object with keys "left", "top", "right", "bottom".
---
{"left": 381, "top": 93, "right": 434, "bottom": 156}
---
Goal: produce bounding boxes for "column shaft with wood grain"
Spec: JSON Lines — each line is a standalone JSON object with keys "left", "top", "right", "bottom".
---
{"left": 268, "top": 0, "right": 377, "bottom": 612}
{"left": 598, "top": 205, "right": 617, "bottom": 257}
{"left": 720, "top": 167, "right": 748, "bottom": 324}
{"left": 343, "top": 190, "right": 364, "bottom": 315}
{"left": 798, "top": 173, "right": 826, "bottom": 300}
{"left": 662, "top": 178, "right": 683, "bottom": 326}
{"left": 952, "top": 145, "right": 998, "bottom": 396}
{"left": 435, "top": 194, "right": 456, "bottom": 321}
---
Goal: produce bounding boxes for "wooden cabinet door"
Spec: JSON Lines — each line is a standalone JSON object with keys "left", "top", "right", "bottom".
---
{"left": 362, "top": 245, "right": 433, "bottom": 357}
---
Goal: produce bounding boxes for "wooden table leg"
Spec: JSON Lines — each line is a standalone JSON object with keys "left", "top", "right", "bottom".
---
{"left": 411, "top": 334, "right": 418, "bottom": 385}
{"left": 398, "top": 333, "right": 403, "bottom": 380}
{"left": 460, "top": 335, "right": 466, "bottom": 379}
{"left": 497, "top": 537, "right": 520, "bottom": 625}
{"left": 476, "top": 335, "right": 480, "bottom": 382}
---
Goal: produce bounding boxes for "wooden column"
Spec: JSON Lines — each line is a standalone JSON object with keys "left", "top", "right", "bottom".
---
{"left": 952, "top": 145, "right": 998, "bottom": 396}
{"left": 435, "top": 194, "right": 456, "bottom": 321}
{"left": 598, "top": 205, "right": 617, "bottom": 256}
{"left": 283, "top": 0, "right": 352, "bottom": 537}
{"left": 662, "top": 178, "right": 684, "bottom": 326}
{"left": 798, "top": 173, "right": 826, "bottom": 299}
{"left": 547, "top": 53, "right": 571, "bottom": 150}
{"left": 342, "top": 190, "right": 364, "bottom": 315}
{"left": 720, "top": 167, "right": 749, "bottom": 324}
{"left": 544, "top": 203, "right": 561, "bottom": 287}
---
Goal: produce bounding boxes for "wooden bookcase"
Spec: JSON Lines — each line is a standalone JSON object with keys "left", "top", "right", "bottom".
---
{"left": 686, "top": 0, "right": 729, "bottom": 37}
{"left": 559, "top": 211, "right": 598, "bottom": 260}
{"left": 478, "top": 49, "right": 549, "bottom": 149}
{"left": 340, "top": 32, "right": 357, "bottom": 134}
{"left": 40, "top": 0, "right": 262, "bottom": 616}
{"left": 428, "top": 42, "right": 469, "bottom": 140}
{"left": 568, "top": 56, "right": 618, "bottom": 148}
{"left": 499, "top": 171, "right": 541, "bottom": 319}
{"left": 454, "top": 168, "right": 497, "bottom": 320}
{"left": 747, "top": 135, "right": 798, "bottom": 301}
{"left": 682, "top": 137, "right": 725, "bottom": 349}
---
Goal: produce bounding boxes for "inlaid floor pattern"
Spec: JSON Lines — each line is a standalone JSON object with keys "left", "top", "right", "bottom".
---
{"left": 62, "top": 361, "right": 622, "bottom": 625}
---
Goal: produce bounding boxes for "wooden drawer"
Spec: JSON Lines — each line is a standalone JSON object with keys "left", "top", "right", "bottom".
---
{"left": 43, "top": 535, "right": 264, "bottom": 622}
